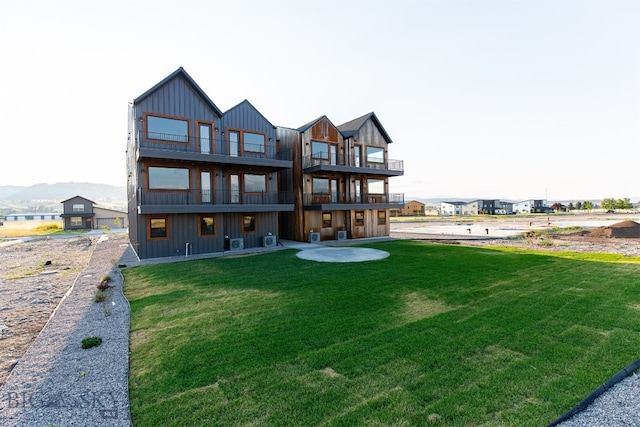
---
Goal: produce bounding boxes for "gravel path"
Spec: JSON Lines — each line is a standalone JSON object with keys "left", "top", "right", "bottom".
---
{"left": 556, "top": 373, "right": 640, "bottom": 426}
{"left": 0, "top": 234, "right": 133, "bottom": 427}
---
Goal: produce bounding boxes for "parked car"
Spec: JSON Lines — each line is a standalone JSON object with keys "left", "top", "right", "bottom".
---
{"left": 606, "top": 209, "right": 615, "bottom": 213}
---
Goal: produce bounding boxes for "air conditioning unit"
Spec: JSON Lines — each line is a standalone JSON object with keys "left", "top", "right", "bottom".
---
{"left": 229, "top": 238, "right": 244, "bottom": 251}
{"left": 336, "top": 230, "right": 347, "bottom": 240}
{"left": 263, "top": 235, "right": 277, "bottom": 248}
{"left": 309, "top": 232, "right": 321, "bottom": 243}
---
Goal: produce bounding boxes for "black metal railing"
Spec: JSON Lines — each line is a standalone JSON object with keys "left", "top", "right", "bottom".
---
{"left": 139, "top": 188, "right": 294, "bottom": 205}
{"left": 303, "top": 192, "right": 404, "bottom": 206}
{"left": 137, "top": 131, "right": 292, "bottom": 161}
{"left": 302, "top": 152, "right": 403, "bottom": 172}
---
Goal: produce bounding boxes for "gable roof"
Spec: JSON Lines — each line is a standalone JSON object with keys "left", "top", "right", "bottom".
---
{"left": 296, "top": 115, "right": 339, "bottom": 133}
{"left": 224, "top": 99, "right": 276, "bottom": 129}
{"left": 337, "top": 112, "right": 393, "bottom": 143}
{"left": 133, "top": 67, "right": 223, "bottom": 117}
{"left": 60, "top": 195, "right": 96, "bottom": 205}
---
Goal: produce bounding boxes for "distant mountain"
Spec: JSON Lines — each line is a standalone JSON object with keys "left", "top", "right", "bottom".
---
{"left": 0, "top": 185, "right": 24, "bottom": 199}
{"left": 0, "top": 182, "right": 126, "bottom": 204}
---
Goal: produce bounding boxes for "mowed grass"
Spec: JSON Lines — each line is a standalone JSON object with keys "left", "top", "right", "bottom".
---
{"left": 123, "top": 241, "right": 640, "bottom": 426}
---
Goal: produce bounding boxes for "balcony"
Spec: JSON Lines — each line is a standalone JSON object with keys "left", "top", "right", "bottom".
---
{"left": 137, "top": 188, "right": 294, "bottom": 214}
{"left": 303, "top": 192, "right": 404, "bottom": 210}
{"left": 136, "top": 131, "right": 292, "bottom": 169}
{"left": 302, "top": 153, "right": 404, "bottom": 176}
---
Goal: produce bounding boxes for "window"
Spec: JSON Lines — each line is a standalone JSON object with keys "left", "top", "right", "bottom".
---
{"left": 368, "top": 179, "right": 385, "bottom": 194}
{"left": 355, "top": 211, "right": 365, "bottom": 226}
{"left": 244, "top": 132, "right": 265, "bottom": 153}
{"left": 146, "top": 114, "right": 189, "bottom": 143}
{"left": 227, "top": 130, "right": 267, "bottom": 155}
{"left": 313, "top": 177, "right": 329, "bottom": 193}
{"left": 198, "top": 123, "right": 212, "bottom": 154}
{"left": 366, "top": 147, "right": 384, "bottom": 163}
{"left": 322, "top": 212, "right": 332, "bottom": 228}
{"left": 378, "top": 210, "right": 387, "bottom": 225}
{"left": 230, "top": 174, "right": 240, "bottom": 203}
{"left": 148, "top": 166, "right": 190, "bottom": 190}
{"left": 244, "top": 174, "right": 266, "bottom": 193}
{"left": 200, "top": 216, "right": 215, "bottom": 236}
{"left": 71, "top": 217, "right": 82, "bottom": 227}
{"left": 72, "top": 204, "right": 84, "bottom": 212}
{"left": 229, "top": 131, "right": 239, "bottom": 157}
{"left": 200, "top": 171, "right": 212, "bottom": 203}
{"left": 354, "top": 145, "right": 362, "bottom": 167}
{"left": 312, "top": 141, "right": 328, "bottom": 159}
{"left": 243, "top": 214, "right": 256, "bottom": 232}
{"left": 148, "top": 217, "right": 168, "bottom": 239}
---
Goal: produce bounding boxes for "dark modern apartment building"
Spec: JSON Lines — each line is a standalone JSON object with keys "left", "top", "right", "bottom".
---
{"left": 127, "top": 68, "right": 403, "bottom": 259}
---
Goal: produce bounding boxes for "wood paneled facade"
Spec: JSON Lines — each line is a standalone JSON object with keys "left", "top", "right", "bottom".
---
{"left": 127, "top": 67, "right": 403, "bottom": 259}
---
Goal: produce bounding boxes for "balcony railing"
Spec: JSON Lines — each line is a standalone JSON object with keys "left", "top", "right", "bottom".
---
{"left": 303, "top": 192, "right": 404, "bottom": 206}
{"left": 137, "top": 131, "right": 292, "bottom": 161}
{"left": 139, "top": 188, "right": 294, "bottom": 206}
{"left": 303, "top": 152, "right": 404, "bottom": 172}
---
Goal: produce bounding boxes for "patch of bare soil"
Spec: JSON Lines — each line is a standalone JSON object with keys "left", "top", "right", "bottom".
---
{"left": 574, "top": 220, "right": 640, "bottom": 239}
{"left": 0, "top": 236, "right": 95, "bottom": 388}
{"left": 462, "top": 221, "right": 640, "bottom": 257}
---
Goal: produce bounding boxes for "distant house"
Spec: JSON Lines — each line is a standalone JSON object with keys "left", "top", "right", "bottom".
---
{"left": 4, "top": 213, "right": 60, "bottom": 221}
{"left": 60, "top": 196, "right": 127, "bottom": 230}
{"left": 401, "top": 200, "right": 425, "bottom": 216}
{"left": 512, "top": 199, "right": 549, "bottom": 214}
{"left": 440, "top": 201, "right": 466, "bottom": 215}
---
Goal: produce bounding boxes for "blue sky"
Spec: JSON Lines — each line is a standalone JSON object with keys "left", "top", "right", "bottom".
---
{"left": 1, "top": 0, "right": 638, "bottom": 201}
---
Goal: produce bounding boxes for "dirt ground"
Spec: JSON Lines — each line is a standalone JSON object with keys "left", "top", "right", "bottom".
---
{"left": 0, "top": 236, "right": 97, "bottom": 388}
{"left": 1, "top": 217, "right": 639, "bottom": 388}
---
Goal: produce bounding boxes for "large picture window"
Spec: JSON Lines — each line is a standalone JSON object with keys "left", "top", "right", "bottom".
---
{"left": 70, "top": 217, "right": 82, "bottom": 227}
{"left": 368, "top": 179, "right": 385, "bottom": 194}
{"left": 148, "top": 217, "right": 168, "bottom": 239}
{"left": 312, "top": 177, "right": 329, "bottom": 193}
{"left": 244, "top": 174, "right": 266, "bottom": 193}
{"left": 243, "top": 132, "right": 265, "bottom": 153}
{"left": 366, "top": 147, "right": 384, "bottom": 163}
{"left": 312, "top": 141, "right": 328, "bottom": 159}
{"left": 146, "top": 114, "right": 189, "bottom": 143}
{"left": 148, "top": 167, "right": 190, "bottom": 190}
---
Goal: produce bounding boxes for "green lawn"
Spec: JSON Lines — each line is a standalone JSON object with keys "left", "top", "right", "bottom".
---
{"left": 123, "top": 241, "right": 640, "bottom": 426}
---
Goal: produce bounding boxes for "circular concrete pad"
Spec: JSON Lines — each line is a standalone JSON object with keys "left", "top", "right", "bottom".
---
{"left": 296, "top": 247, "right": 390, "bottom": 263}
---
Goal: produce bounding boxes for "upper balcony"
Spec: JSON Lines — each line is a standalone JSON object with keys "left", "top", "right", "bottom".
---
{"left": 303, "top": 192, "right": 404, "bottom": 210}
{"left": 137, "top": 188, "right": 294, "bottom": 214}
{"left": 136, "top": 131, "right": 293, "bottom": 169}
{"left": 302, "top": 152, "right": 404, "bottom": 176}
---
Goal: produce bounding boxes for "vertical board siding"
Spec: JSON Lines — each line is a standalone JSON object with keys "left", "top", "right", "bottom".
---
{"left": 136, "top": 212, "right": 280, "bottom": 259}
{"left": 128, "top": 70, "right": 399, "bottom": 259}
{"left": 221, "top": 100, "right": 276, "bottom": 141}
